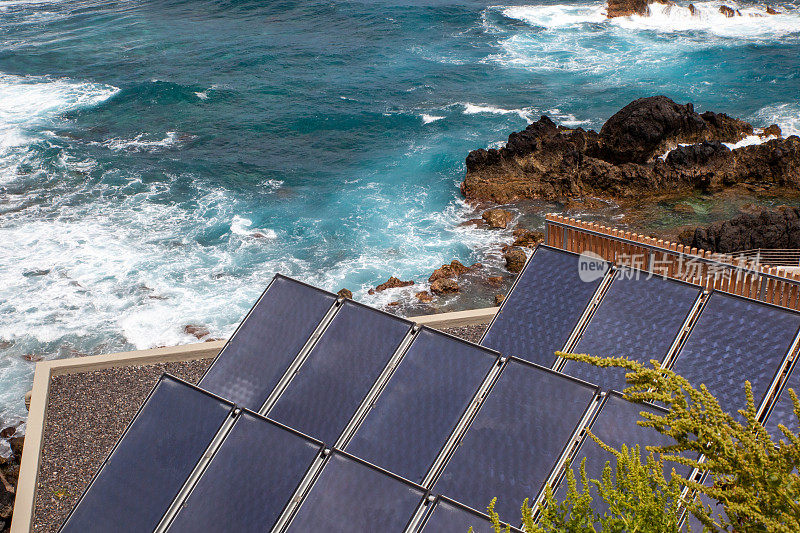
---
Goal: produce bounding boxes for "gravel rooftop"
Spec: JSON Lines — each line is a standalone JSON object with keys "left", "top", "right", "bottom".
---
{"left": 32, "top": 323, "right": 487, "bottom": 533}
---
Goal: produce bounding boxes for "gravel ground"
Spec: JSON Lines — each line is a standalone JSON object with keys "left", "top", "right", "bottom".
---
{"left": 32, "top": 323, "right": 487, "bottom": 533}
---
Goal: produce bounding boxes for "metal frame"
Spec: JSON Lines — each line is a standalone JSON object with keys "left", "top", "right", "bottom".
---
{"left": 479, "top": 244, "right": 615, "bottom": 369}
{"left": 758, "top": 328, "right": 800, "bottom": 424}
{"left": 410, "top": 494, "right": 524, "bottom": 533}
{"left": 58, "top": 374, "right": 236, "bottom": 533}
{"left": 423, "top": 356, "right": 602, "bottom": 501}
{"left": 199, "top": 273, "right": 338, "bottom": 386}
{"left": 262, "top": 297, "right": 416, "bottom": 441}
{"left": 341, "top": 325, "right": 502, "bottom": 485}
{"left": 555, "top": 265, "right": 705, "bottom": 375}
{"left": 275, "top": 448, "right": 429, "bottom": 533}
{"left": 157, "top": 409, "right": 324, "bottom": 533}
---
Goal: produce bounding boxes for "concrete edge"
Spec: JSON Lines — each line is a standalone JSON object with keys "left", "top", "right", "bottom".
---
{"left": 11, "top": 306, "right": 497, "bottom": 532}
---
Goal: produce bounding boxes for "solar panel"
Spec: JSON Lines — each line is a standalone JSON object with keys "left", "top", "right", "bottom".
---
{"left": 420, "top": 497, "right": 522, "bottom": 533}
{"left": 166, "top": 412, "right": 322, "bottom": 533}
{"left": 285, "top": 451, "right": 425, "bottom": 532}
{"left": 561, "top": 272, "right": 701, "bottom": 391}
{"left": 669, "top": 292, "right": 800, "bottom": 418}
{"left": 345, "top": 328, "right": 498, "bottom": 483}
{"left": 267, "top": 299, "right": 413, "bottom": 444}
{"left": 558, "top": 393, "right": 689, "bottom": 513}
{"left": 433, "top": 358, "right": 598, "bottom": 521}
{"left": 60, "top": 376, "right": 234, "bottom": 533}
{"left": 200, "top": 275, "right": 337, "bottom": 410}
{"left": 682, "top": 475, "right": 730, "bottom": 532}
{"left": 764, "top": 359, "right": 800, "bottom": 438}
{"left": 481, "top": 245, "right": 609, "bottom": 367}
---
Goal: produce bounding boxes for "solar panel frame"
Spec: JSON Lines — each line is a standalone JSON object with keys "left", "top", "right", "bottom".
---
{"left": 431, "top": 356, "right": 601, "bottom": 520}
{"left": 559, "top": 267, "right": 703, "bottom": 391}
{"left": 163, "top": 410, "right": 324, "bottom": 533}
{"left": 59, "top": 374, "right": 236, "bottom": 533}
{"left": 762, "top": 352, "right": 800, "bottom": 436}
{"left": 198, "top": 273, "right": 340, "bottom": 411}
{"left": 266, "top": 297, "right": 415, "bottom": 445}
{"left": 479, "top": 244, "right": 612, "bottom": 368}
{"left": 283, "top": 449, "right": 428, "bottom": 532}
{"left": 417, "top": 495, "right": 524, "bottom": 533}
{"left": 667, "top": 290, "right": 800, "bottom": 420}
{"left": 343, "top": 326, "right": 501, "bottom": 484}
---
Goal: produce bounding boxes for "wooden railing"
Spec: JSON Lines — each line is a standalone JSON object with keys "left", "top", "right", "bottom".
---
{"left": 544, "top": 214, "right": 800, "bottom": 311}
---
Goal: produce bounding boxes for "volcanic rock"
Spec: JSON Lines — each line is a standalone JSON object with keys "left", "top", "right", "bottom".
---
{"left": 428, "top": 260, "right": 481, "bottom": 283}
{"left": 766, "top": 5, "right": 780, "bottom": 14}
{"left": 430, "top": 278, "right": 459, "bottom": 294}
{"left": 606, "top": 0, "right": 672, "bottom": 17}
{"left": 763, "top": 124, "right": 782, "bottom": 138}
{"left": 482, "top": 208, "right": 514, "bottom": 229}
{"left": 678, "top": 207, "right": 800, "bottom": 253}
{"left": 415, "top": 291, "right": 433, "bottom": 302}
{"left": 183, "top": 324, "right": 210, "bottom": 339}
{"left": 719, "top": 5, "right": 738, "bottom": 16}
{"left": 337, "top": 288, "right": 353, "bottom": 299}
{"left": 494, "top": 294, "right": 506, "bottom": 306}
{"left": 512, "top": 228, "right": 544, "bottom": 248}
{"left": 368, "top": 276, "right": 414, "bottom": 294}
{"left": 462, "top": 96, "right": 798, "bottom": 204}
{"left": 486, "top": 276, "right": 504, "bottom": 286}
{"left": 504, "top": 247, "right": 527, "bottom": 273}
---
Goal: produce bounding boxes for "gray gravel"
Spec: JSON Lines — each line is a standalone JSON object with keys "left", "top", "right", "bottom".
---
{"left": 32, "top": 324, "right": 487, "bottom": 533}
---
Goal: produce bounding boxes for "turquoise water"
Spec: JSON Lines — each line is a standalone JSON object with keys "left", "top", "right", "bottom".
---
{"left": 0, "top": 0, "right": 799, "bottom": 426}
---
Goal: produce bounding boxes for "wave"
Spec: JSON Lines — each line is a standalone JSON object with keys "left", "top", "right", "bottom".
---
{"left": 753, "top": 102, "right": 800, "bottom": 137}
{"left": 421, "top": 114, "right": 444, "bottom": 124}
{"left": 501, "top": 4, "right": 606, "bottom": 28}
{"left": 461, "top": 102, "right": 535, "bottom": 122}
{"left": 92, "top": 131, "right": 192, "bottom": 152}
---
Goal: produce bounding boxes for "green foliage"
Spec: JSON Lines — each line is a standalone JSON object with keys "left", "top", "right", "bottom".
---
{"left": 483, "top": 351, "right": 800, "bottom": 533}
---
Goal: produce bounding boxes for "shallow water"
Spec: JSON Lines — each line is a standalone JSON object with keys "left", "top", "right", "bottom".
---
{"left": 0, "top": 0, "right": 798, "bottom": 425}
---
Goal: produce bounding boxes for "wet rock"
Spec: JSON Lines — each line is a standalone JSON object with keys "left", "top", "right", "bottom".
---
{"left": 387, "top": 301, "right": 400, "bottom": 307}
{"left": 763, "top": 124, "right": 782, "bottom": 137}
{"left": 486, "top": 276, "right": 504, "bottom": 286}
{"left": 678, "top": 207, "right": 800, "bottom": 253}
{"left": 23, "top": 353, "right": 42, "bottom": 363}
{"left": 459, "top": 218, "right": 487, "bottom": 228}
{"left": 688, "top": 3, "right": 697, "bottom": 15}
{"left": 24, "top": 391, "right": 31, "bottom": 411}
{"left": 428, "top": 260, "right": 475, "bottom": 283}
{"left": 766, "top": 5, "right": 780, "bottom": 14}
{"left": 494, "top": 294, "right": 506, "bottom": 306}
{"left": 337, "top": 288, "right": 353, "bottom": 299}
{"left": 430, "top": 278, "right": 459, "bottom": 294}
{"left": 481, "top": 208, "right": 514, "bottom": 229}
{"left": 504, "top": 247, "right": 527, "bottom": 273}
{"left": 22, "top": 269, "right": 51, "bottom": 278}
{"left": 368, "top": 276, "right": 414, "bottom": 294}
{"left": 415, "top": 291, "right": 433, "bottom": 303}
{"left": 0, "top": 341, "right": 13, "bottom": 350}
{"left": 461, "top": 96, "right": 798, "bottom": 204}
{"left": 719, "top": 4, "right": 738, "bottom": 16}
{"left": 512, "top": 228, "right": 544, "bottom": 248}
{"left": 183, "top": 324, "right": 210, "bottom": 340}
{"left": 606, "top": 0, "right": 672, "bottom": 17}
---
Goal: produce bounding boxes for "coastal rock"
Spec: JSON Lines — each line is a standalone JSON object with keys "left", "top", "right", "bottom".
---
{"left": 718, "top": 5, "right": 739, "bottom": 17}
{"left": 368, "top": 276, "right": 414, "bottom": 294}
{"left": 482, "top": 208, "right": 514, "bottom": 229}
{"left": 494, "top": 294, "right": 506, "bottom": 306}
{"left": 504, "top": 247, "right": 527, "bottom": 273}
{"left": 461, "top": 96, "right": 798, "bottom": 204}
{"left": 763, "top": 124, "right": 782, "bottom": 138}
{"left": 606, "top": 0, "right": 671, "bottom": 18}
{"left": 8, "top": 437, "right": 23, "bottom": 461}
{"left": 430, "top": 278, "right": 459, "bottom": 294}
{"left": 459, "top": 218, "right": 487, "bottom": 228}
{"left": 184, "top": 324, "right": 210, "bottom": 339}
{"left": 415, "top": 291, "right": 433, "bottom": 302}
{"left": 486, "top": 276, "right": 504, "bottom": 286}
{"left": 766, "top": 5, "right": 780, "bottom": 14}
{"left": 512, "top": 228, "right": 544, "bottom": 248}
{"left": 678, "top": 207, "right": 800, "bottom": 253}
{"left": 337, "top": 288, "right": 353, "bottom": 299}
{"left": 429, "top": 260, "right": 471, "bottom": 282}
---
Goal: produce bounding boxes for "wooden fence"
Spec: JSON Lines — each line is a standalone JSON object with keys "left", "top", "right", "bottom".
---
{"left": 544, "top": 214, "right": 800, "bottom": 311}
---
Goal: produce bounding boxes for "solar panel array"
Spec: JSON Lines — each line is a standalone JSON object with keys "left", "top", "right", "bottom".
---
{"left": 61, "top": 244, "right": 800, "bottom": 532}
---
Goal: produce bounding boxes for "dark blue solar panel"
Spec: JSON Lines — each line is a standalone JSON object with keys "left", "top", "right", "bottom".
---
{"left": 268, "top": 300, "right": 412, "bottom": 444}
{"left": 286, "top": 452, "right": 425, "bottom": 532}
{"left": 200, "top": 275, "right": 337, "bottom": 411}
{"left": 670, "top": 292, "right": 800, "bottom": 418}
{"left": 434, "top": 359, "right": 598, "bottom": 520}
{"left": 345, "top": 328, "right": 497, "bottom": 483}
{"left": 562, "top": 273, "right": 701, "bottom": 391}
{"left": 482, "top": 246, "right": 609, "bottom": 367}
{"left": 421, "top": 498, "right": 522, "bottom": 533}
{"left": 559, "top": 393, "right": 690, "bottom": 514}
{"left": 167, "top": 412, "right": 322, "bottom": 533}
{"left": 682, "top": 475, "right": 731, "bottom": 533}
{"left": 765, "top": 361, "right": 800, "bottom": 438}
{"left": 60, "top": 376, "right": 233, "bottom": 533}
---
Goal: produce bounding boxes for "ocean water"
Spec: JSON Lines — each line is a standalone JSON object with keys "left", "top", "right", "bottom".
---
{"left": 0, "top": 0, "right": 798, "bottom": 427}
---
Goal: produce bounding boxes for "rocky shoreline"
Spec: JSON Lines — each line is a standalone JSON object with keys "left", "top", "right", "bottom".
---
{"left": 1, "top": 426, "right": 23, "bottom": 533}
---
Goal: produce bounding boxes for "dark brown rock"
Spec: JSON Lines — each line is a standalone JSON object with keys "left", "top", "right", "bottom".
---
{"left": 8, "top": 437, "right": 23, "bottom": 461}
{"left": 486, "top": 276, "right": 504, "bottom": 286}
{"left": 494, "top": 294, "right": 506, "bottom": 306}
{"left": 369, "top": 276, "right": 414, "bottom": 294}
{"left": 719, "top": 4, "right": 737, "bottom": 16}
{"left": 430, "top": 278, "right": 459, "bottom": 294}
{"left": 23, "top": 353, "right": 42, "bottom": 363}
{"left": 482, "top": 208, "right": 514, "bottom": 229}
{"left": 461, "top": 96, "right": 797, "bottom": 204}
{"left": 0, "top": 428, "right": 15, "bottom": 439}
{"left": 678, "top": 207, "right": 800, "bottom": 253}
{"left": 183, "top": 324, "right": 210, "bottom": 339}
{"left": 415, "top": 291, "right": 433, "bottom": 303}
{"left": 606, "top": 0, "right": 672, "bottom": 17}
{"left": 763, "top": 124, "right": 782, "bottom": 137}
{"left": 504, "top": 247, "right": 527, "bottom": 273}
{"left": 512, "top": 228, "right": 544, "bottom": 248}
{"left": 459, "top": 218, "right": 487, "bottom": 228}
{"left": 766, "top": 5, "right": 780, "bottom": 14}
{"left": 387, "top": 301, "right": 400, "bottom": 307}
{"left": 428, "top": 260, "right": 473, "bottom": 283}
{"left": 688, "top": 3, "right": 697, "bottom": 15}
{"left": 337, "top": 288, "right": 353, "bottom": 299}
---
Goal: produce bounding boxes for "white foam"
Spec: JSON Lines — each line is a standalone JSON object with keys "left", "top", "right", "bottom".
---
{"left": 421, "top": 114, "right": 444, "bottom": 124}
{"left": 723, "top": 134, "right": 777, "bottom": 149}
{"left": 194, "top": 91, "right": 209, "bottom": 100}
{"left": 230, "top": 215, "right": 277, "bottom": 239}
{"left": 461, "top": 102, "right": 534, "bottom": 122}
{"left": 753, "top": 102, "right": 800, "bottom": 137}
{"left": 502, "top": 4, "right": 606, "bottom": 28}
{"left": 95, "top": 131, "right": 188, "bottom": 152}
